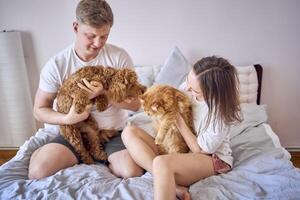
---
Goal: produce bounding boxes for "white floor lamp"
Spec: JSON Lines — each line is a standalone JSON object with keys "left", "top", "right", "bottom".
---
{"left": 0, "top": 31, "right": 36, "bottom": 148}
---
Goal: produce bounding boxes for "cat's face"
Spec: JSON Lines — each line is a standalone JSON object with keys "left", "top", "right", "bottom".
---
{"left": 139, "top": 85, "right": 176, "bottom": 116}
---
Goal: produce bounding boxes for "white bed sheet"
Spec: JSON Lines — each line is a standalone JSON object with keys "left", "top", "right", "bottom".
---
{"left": 1, "top": 104, "right": 300, "bottom": 200}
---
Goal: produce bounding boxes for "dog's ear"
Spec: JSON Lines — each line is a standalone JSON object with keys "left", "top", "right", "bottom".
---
{"left": 139, "top": 93, "right": 146, "bottom": 104}
{"left": 108, "top": 82, "right": 126, "bottom": 102}
{"left": 139, "top": 93, "right": 144, "bottom": 100}
{"left": 130, "top": 84, "right": 147, "bottom": 98}
{"left": 103, "top": 67, "right": 116, "bottom": 77}
{"left": 139, "top": 84, "right": 147, "bottom": 95}
{"left": 122, "top": 68, "right": 137, "bottom": 84}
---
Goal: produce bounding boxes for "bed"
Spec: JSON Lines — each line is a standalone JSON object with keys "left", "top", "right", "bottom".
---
{"left": 1, "top": 51, "right": 300, "bottom": 199}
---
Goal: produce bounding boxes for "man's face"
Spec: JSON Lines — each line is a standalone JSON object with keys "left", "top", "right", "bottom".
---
{"left": 73, "top": 22, "right": 111, "bottom": 60}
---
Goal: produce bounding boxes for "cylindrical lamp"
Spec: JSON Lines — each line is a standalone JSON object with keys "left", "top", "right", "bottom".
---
{"left": 0, "top": 31, "right": 36, "bottom": 148}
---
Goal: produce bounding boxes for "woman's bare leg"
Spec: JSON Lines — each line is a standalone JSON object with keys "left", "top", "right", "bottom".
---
{"left": 121, "top": 125, "right": 158, "bottom": 173}
{"left": 153, "top": 153, "right": 215, "bottom": 200}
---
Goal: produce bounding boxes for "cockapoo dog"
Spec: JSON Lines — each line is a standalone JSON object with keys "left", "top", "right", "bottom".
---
{"left": 56, "top": 66, "right": 146, "bottom": 164}
{"left": 139, "top": 84, "right": 195, "bottom": 154}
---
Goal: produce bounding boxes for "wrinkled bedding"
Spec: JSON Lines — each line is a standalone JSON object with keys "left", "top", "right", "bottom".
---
{"left": 1, "top": 104, "right": 300, "bottom": 200}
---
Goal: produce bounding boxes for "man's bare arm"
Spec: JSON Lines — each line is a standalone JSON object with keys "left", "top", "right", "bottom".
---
{"left": 33, "top": 89, "right": 91, "bottom": 125}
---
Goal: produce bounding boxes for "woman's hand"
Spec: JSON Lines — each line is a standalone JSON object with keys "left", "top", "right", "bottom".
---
{"left": 175, "top": 113, "right": 185, "bottom": 131}
{"left": 64, "top": 102, "right": 92, "bottom": 125}
{"left": 175, "top": 113, "right": 202, "bottom": 153}
{"left": 77, "top": 78, "right": 104, "bottom": 99}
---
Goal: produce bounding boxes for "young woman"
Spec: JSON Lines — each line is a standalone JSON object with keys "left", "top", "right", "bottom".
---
{"left": 122, "top": 56, "right": 242, "bottom": 200}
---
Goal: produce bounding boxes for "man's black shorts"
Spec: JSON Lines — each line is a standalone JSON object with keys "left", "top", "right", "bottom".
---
{"left": 49, "top": 130, "right": 125, "bottom": 164}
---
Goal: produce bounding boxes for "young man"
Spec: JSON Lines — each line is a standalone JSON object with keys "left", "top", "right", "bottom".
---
{"left": 28, "top": 0, "right": 143, "bottom": 179}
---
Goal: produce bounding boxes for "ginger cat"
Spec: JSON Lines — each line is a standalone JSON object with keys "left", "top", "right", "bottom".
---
{"left": 140, "top": 84, "right": 195, "bottom": 154}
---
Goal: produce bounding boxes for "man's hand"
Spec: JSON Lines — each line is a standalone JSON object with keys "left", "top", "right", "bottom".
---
{"left": 64, "top": 102, "right": 92, "bottom": 125}
{"left": 77, "top": 78, "right": 104, "bottom": 99}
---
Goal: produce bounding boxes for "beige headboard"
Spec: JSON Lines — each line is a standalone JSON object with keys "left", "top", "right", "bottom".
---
{"left": 236, "top": 64, "right": 263, "bottom": 105}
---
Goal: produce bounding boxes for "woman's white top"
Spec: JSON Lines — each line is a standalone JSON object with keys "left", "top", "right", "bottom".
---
{"left": 191, "top": 96, "right": 233, "bottom": 167}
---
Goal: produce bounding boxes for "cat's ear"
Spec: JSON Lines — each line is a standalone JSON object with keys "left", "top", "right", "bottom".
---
{"left": 151, "top": 101, "right": 160, "bottom": 111}
{"left": 151, "top": 105, "right": 158, "bottom": 111}
{"left": 175, "top": 92, "right": 185, "bottom": 102}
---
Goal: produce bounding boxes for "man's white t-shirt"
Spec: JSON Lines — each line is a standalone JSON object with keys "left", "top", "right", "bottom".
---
{"left": 39, "top": 43, "right": 134, "bottom": 131}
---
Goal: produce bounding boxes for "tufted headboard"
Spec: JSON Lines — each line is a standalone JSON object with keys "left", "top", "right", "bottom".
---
{"left": 236, "top": 64, "right": 263, "bottom": 105}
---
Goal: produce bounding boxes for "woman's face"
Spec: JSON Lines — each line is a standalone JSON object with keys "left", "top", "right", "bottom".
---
{"left": 185, "top": 70, "right": 204, "bottom": 101}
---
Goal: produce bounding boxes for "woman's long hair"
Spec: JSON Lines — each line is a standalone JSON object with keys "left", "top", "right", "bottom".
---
{"left": 193, "top": 56, "right": 242, "bottom": 130}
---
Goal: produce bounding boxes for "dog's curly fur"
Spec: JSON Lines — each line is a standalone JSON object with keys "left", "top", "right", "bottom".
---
{"left": 56, "top": 65, "right": 146, "bottom": 164}
{"left": 140, "top": 84, "right": 195, "bottom": 154}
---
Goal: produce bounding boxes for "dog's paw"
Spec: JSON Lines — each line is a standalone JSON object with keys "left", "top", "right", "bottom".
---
{"left": 92, "top": 150, "right": 107, "bottom": 161}
{"left": 100, "top": 129, "right": 117, "bottom": 142}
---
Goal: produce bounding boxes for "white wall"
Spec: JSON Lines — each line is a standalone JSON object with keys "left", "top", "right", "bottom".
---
{"left": 0, "top": 0, "right": 299, "bottom": 148}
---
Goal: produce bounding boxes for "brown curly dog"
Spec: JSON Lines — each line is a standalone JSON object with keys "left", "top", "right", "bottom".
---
{"left": 56, "top": 66, "right": 146, "bottom": 164}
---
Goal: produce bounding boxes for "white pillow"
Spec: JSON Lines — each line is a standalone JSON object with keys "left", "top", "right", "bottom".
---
{"left": 134, "top": 65, "right": 155, "bottom": 87}
{"left": 134, "top": 65, "right": 162, "bottom": 87}
{"left": 154, "top": 46, "right": 191, "bottom": 88}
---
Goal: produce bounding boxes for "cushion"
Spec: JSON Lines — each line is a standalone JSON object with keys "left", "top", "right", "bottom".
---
{"left": 154, "top": 46, "right": 191, "bottom": 88}
{"left": 134, "top": 65, "right": 162, "bottom": 87}
{"left": 134, "top": 65, "right": 156, "bottom": 87}
{"left": 229, "top": 104, "right": 267, "bottom": 139}
{"left": 236, "top": 66, "right": 258, "bottom": 104}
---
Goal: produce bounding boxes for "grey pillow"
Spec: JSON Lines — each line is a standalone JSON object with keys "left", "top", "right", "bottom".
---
{"left": 229, "top": 104, "right": 268, "bottom": 139}
{"left": 154, "top": 46, "right": 191, "bottom": 88}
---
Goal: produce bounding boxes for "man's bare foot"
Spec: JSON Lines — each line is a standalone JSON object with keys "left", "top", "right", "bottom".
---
{"left": 176, "top": 185, "right": 191, "bottom": 200}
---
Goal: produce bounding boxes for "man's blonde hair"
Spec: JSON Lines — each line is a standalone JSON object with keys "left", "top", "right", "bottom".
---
{"left": 76, "top": 0, "right": 113, "bottom": 27}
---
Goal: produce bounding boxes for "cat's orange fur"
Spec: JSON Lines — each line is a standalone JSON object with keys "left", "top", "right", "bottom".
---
{"left": 140, "top": 85, "right": 195, "bottom": 154}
